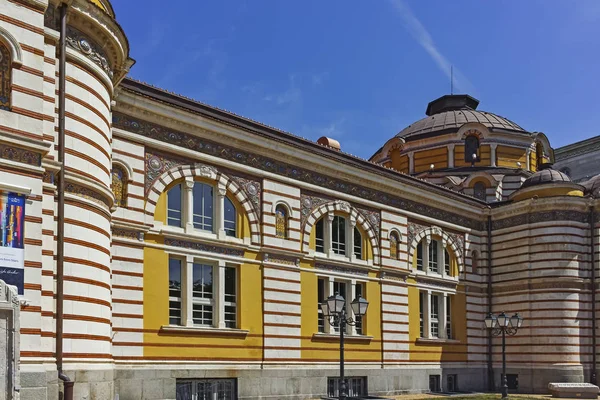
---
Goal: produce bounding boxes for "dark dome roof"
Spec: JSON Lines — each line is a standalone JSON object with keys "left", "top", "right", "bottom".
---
{"left": 521, "top": 164, "right": 571, "bottom": 189}
{"left": 583, "top": 175, "right": 600, "bottom": 196}
{"left": 396, "top": 94, "right": 526, "bottom": 139}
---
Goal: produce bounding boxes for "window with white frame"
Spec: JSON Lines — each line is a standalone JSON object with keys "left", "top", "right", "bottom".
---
{"left": 415, "top": 237, "right": 455, "bottom": 278}
{"left": 444, "top": 249, "right": 450, "bottom": 275}
{"left": 428, "top": 240, "right": 439, "bottom": 273}
{"left": 317, "top": 276, "right": 366, "bottom": 336}
{"left": 314, "top": 215, "right": 365, "bottom": 261}
{"left": 416, "top": 241, "right": 423, "bottom": 270}
{"left": 166, "top": 180, "right": 238, "bottom": 238}
{"left": 168, "top": 256, "right": 238, "bottom": 329}
{"left": 418, "top": 290, "right": 454, "bottom": 340}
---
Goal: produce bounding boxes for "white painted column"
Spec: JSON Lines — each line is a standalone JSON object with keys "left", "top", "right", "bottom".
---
{"left": 408, "top": 152, "right": 415, "bottom": 174}
{"left": 348, "top": 218, "right": 356, "bottom": 261}
{"left": 424, "top": 290, "right": 431, "bottom": 338}
{"left": 184, "top": 178, "right": 194, "bottom": 233}
{"left": 184, "top": 255, "right": 194, "bottom": 327}
{"left": 448, "top": 144, "right": 455, "bottom": 168}
{"left": 490, "top": 144, "right": 498, "bottom": 167}
{"left": 216, "top": 183, "right": 227, "bottom": 239}
{"left": 327, "top": 278, "right": 335, "bottom": 334}
{"left": 439, "top": 293, "right": 447, "bottom": 339}
{"left": 215, "top": 260, "right": 226, "bottom": 328}
{"left": 526, "top": 149, "right": 531, "bottom": 170}
{"left": 441, "top": 240, "right": 446, "bottom": 278}
{"left": 326, "top": 212, "right": 334, "bottom": 257}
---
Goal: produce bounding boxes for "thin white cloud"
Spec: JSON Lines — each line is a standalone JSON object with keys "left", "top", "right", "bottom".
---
{"left": 317, "top": 117, "right": 346, "bottom": 138}
{"left": 264, "top": 75, "right": 302, "bottom": 106}
{"left": 388, "top": 0, "right": 476, "bottom": 94}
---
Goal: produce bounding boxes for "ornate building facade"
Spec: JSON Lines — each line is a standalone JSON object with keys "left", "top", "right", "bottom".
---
{"left": 0, "top": 0, "right": 598, "bottom": 399}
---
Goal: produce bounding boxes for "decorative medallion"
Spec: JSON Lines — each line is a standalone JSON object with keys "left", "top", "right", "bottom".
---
{"left": 66, "top": 27, "right": 113, "bottom": 78}
{"left": 164, "top": 238, "right": 244, "bottom": 257}
{"left": 229, "top": 175, "right": 262, "bottom": 218}
{"left": 300, "top": 194, "right": 330, "bottom": 227}
{"left": 113, "top": 113, "right": 484, "bottom": 230}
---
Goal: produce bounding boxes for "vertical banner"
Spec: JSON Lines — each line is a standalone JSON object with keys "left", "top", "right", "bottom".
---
{"left": 0, "top": 192, "right": 25, "bottom": 295}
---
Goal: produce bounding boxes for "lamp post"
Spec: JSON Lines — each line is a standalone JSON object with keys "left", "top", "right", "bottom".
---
{"left": 321, "top": 293, "right": 369, "bottom": 400}
{"left": 484, "top": 312, "right": 524, "bottom": 399}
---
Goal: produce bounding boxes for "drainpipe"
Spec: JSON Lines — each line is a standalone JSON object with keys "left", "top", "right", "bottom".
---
{"left": 57, "top": 3, "right": 74, "bottom": 399}
{"left": 591, "top": 204, "right": 597, "bottom": 385}
{"left": 487, "top": 214, "right": 494, "bottom": 391}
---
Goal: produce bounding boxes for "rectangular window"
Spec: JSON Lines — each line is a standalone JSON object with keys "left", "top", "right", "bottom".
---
{"left": 192, "top": 263, "right": 214, "bottom": 326}
{"left": 429, "top": 375, "right": 441, "bottom": 392}
{"left": 353, "top": 227, "right": 362, "bottom": 259}
{"left": 446, "top": 295, "right": 452, "bottom": 339}
{"left": 332, "top": 281, "right": 347, "bottom": 333}
{"left": 354, "top": 283, "right": 364, "bottom": 335}
{"left": 327, "top": 377, "right": 367, "bottom": 398}
{"left": 331, "top": 216, "right": 346, "bottom": 255}
{"left": 224, "top": 266, "right": 237, "bottom": 328}
{"left": 176, "top": 378, "right": 237, "bottom": 400}
{"left": 430, "top": 294, "right": 439, "bottom": 338}
{"left": 318, "top": 277, "right": 326, "bottom": 333}
{"left": 315, "top": 219, "right": 325, "bottom": 253}
{"left": 444, "top": 248, "right": 450, "bottom": 275}
{"left": 224, "top": 197, "right": 236, "bottom": 237}
{"left": 168, "top": 258, "right": 182, "bottom": 325}
{"left": 193, "top": 182, "right": 213, "bottom": 231}
{"left": 419, "top": 291, "right": 424, "bottom": 337}
{"left": 167, "top": 184, "right": 182, "bottom": 227}
{"left": 429, "top": 241, "right": 438, "bottom": 273}
{"left": 417, "top": 242, "right": 423, "bottom": 270}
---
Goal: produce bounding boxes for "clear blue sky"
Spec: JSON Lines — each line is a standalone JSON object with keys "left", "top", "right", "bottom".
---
{"left": 113, "top": 0, "right": 600, "bottom": 159}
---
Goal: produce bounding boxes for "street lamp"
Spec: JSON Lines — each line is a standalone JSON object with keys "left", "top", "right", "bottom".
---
{"left": 321, "top": 292, "right": 369, "bottom": 400}
{"left": 484, "top": 312, "right": 524, "bottom": 399}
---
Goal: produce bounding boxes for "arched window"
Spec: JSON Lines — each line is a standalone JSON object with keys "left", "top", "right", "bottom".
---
{"left": 193, "top": 182, "right": 213, "bottom": 231}
{"left": 167, "top": 183, "right": 182, "bottom": 227}
{"left": 390, "top": 232, "right": 400, "bottom": 260}
{"left": 275, "top": 205, "right": 288, "bottom": 239}
{"left": 444, "top": 248, "right": 450, "bottom": 275}
{"left": 464, "top": 136, "right": 480, "bottom": 164}
{"left": 473, "top": 182, "right": 486, "bottom": 201}
{"left": 416, "top": 241, "right": 423, "bottom": 270}
{"left": 428, "top": 239, "right": 439, "bottom": 273}
{"left": 315, "top": 218, "right": 325, "bottom": 253}
{"left": 331, "top": 216, "right": 346, "bottom": 255}
{"left": 353, "top": 226, "right": 362, "bottom": 259}
{"left": 224, "top": 196, "right": 236, "bottom": 237}
{"left": 0, "top": 42, "right": 11, "bottom": 111}
{"left": 111, "top": 165, "right": 127, "bottom": 207}
{"left": 472, "top": 250, "right": 479, "bottom": 274}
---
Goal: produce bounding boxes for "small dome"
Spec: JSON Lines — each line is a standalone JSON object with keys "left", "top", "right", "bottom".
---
{"left": 521, "top": 164, "right": 570, "bottom": 189}
{"left": 317, "top": 136, "right": 341, "bottom": 151}
{"left": 583, "top": 175, "right": 600, "bottom": 196}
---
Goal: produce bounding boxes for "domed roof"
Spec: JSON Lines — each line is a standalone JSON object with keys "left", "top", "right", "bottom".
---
{"left": 521, "top": 164, "right": 571, "bottom": 189}
{"left": 583, "top": 174, "right": 600, "bottom": 196}
{"left": 396, "top": 94, "right": 526, "bottom": 139}
{"left": 89, "top": 0, "right": 115, "bottom": 17}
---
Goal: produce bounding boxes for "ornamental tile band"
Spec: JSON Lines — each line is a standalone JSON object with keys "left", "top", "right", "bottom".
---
{"left": 315, "top": 263, "right": 369, "bottom": 276}
{"left": 492, "top": 210, "right": 590, "bottom": 230}
{"left": 66, "top": 27, "right": 113, "bottom": 78}
{"left": 263, "top": 253, "right": 299, "bottom": 266}
{"left": 112, "top": 229, "right": 140, "bottom": 240}
{"left": 0, "top": 144, "right": 42, "bottom": 167}
{"left": 114, "top": 113, "right": 484, "bottom": 230}
{"left": 164, "top": 238, "right": 244, "bottom": 257}
{"left": 65, "top": 182, "right": 110, "bottom": 208}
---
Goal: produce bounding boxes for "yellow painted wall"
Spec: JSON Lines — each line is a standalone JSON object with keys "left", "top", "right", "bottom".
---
{"left": 389, "top": 149, "right": 409, "bottom": 173}
{"left": 497, "top": 145, "right": 527, "bottom": 169}
{"left": 530, "top": 151, "right": 537, "bottom": 172}
{"left": 142, "top": 240, "right": 263, "bottom": 360}
{"left": 512, "top": 187, "right": 584, "bottom": 202}
{"left": 300, "top": 269, "right": 382, "bottom": 362}
{"left": 414, "top": 147, "right": 448, "bottom": 173}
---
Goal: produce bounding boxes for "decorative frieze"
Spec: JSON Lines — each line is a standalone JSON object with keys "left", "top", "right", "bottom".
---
{"left": 113, "top": 113, "right": 484, "bottom": 230}
{"left": 492, "top": 210, "right": 590, "bottom": 230}
{"left": 164, "top": 238, "right": 244, "bottom": 257}
{"left": 65, "top": 182, "right": 110, "bottom": 208}
{"left": 263, "top": 253, "right": 299, "bottom": 266}
{"left": 112, "top": 229, "right": 140, "bottom": 241}
{"left": 415, "top": 276, "right": 458, "bottom": 291}
{"left": 66, "top": 27, "right": 113, "bottom": 78}
{"left": 0, "top": 144, "right": 41, "bottom": 167}
{"left": 357, "top": 207, "right": 381, "bottom": 236}
{"left": 315, "top": 263, "right": 369, "bottom": 277}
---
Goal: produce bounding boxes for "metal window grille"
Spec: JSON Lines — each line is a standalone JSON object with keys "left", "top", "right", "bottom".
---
{"left": 315, "top": 219, "right": 325, "bottom": 253}
{"left": 193, "top": 183, "right": 214, "bottom": 231}
{"left": 192, "top": 263, "right": 214, "bottom": 326}
{"left": 429, "top": 240, "right": 439, "bottom": 273}
{"left": 327, "top": 377, "right": 367, "bottom": 398}
{"left": 169, "top": 258, "right": 182, "bottom": 325}
{"left": 224, "top": 197, "right": 236, "bottom": 237}
{"left": 176, "top": 378, "right": 237, "bottom": 400}
{"left": 353, "top": 226, "right": 362, "bottom": 259}
{"left": 317, "top": 278, "right": 325, "bottom": 333}
{"left": 430, "top": 294, "right": 439, "bottom": 338}
{"left": 417, "top": 241, "right": 423, "bottom": 270}
{"left": 168, "top": 184, "right": 183, "bottom": 227}
{"left": 224, "top": 266, "right": 237, "bottom": 328}
{"left": 331, "top": 216, "right": 346, "bottom": 255}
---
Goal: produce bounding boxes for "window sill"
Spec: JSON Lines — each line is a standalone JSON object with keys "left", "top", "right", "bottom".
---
{"left": 416, "top": 337, "right": 461, "bottom": 345}
{"left": 312, "top": 333, "right": 373, "bottom": 344}
{"left": 160, "top": 325, "right": 249, "bottom": 338}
